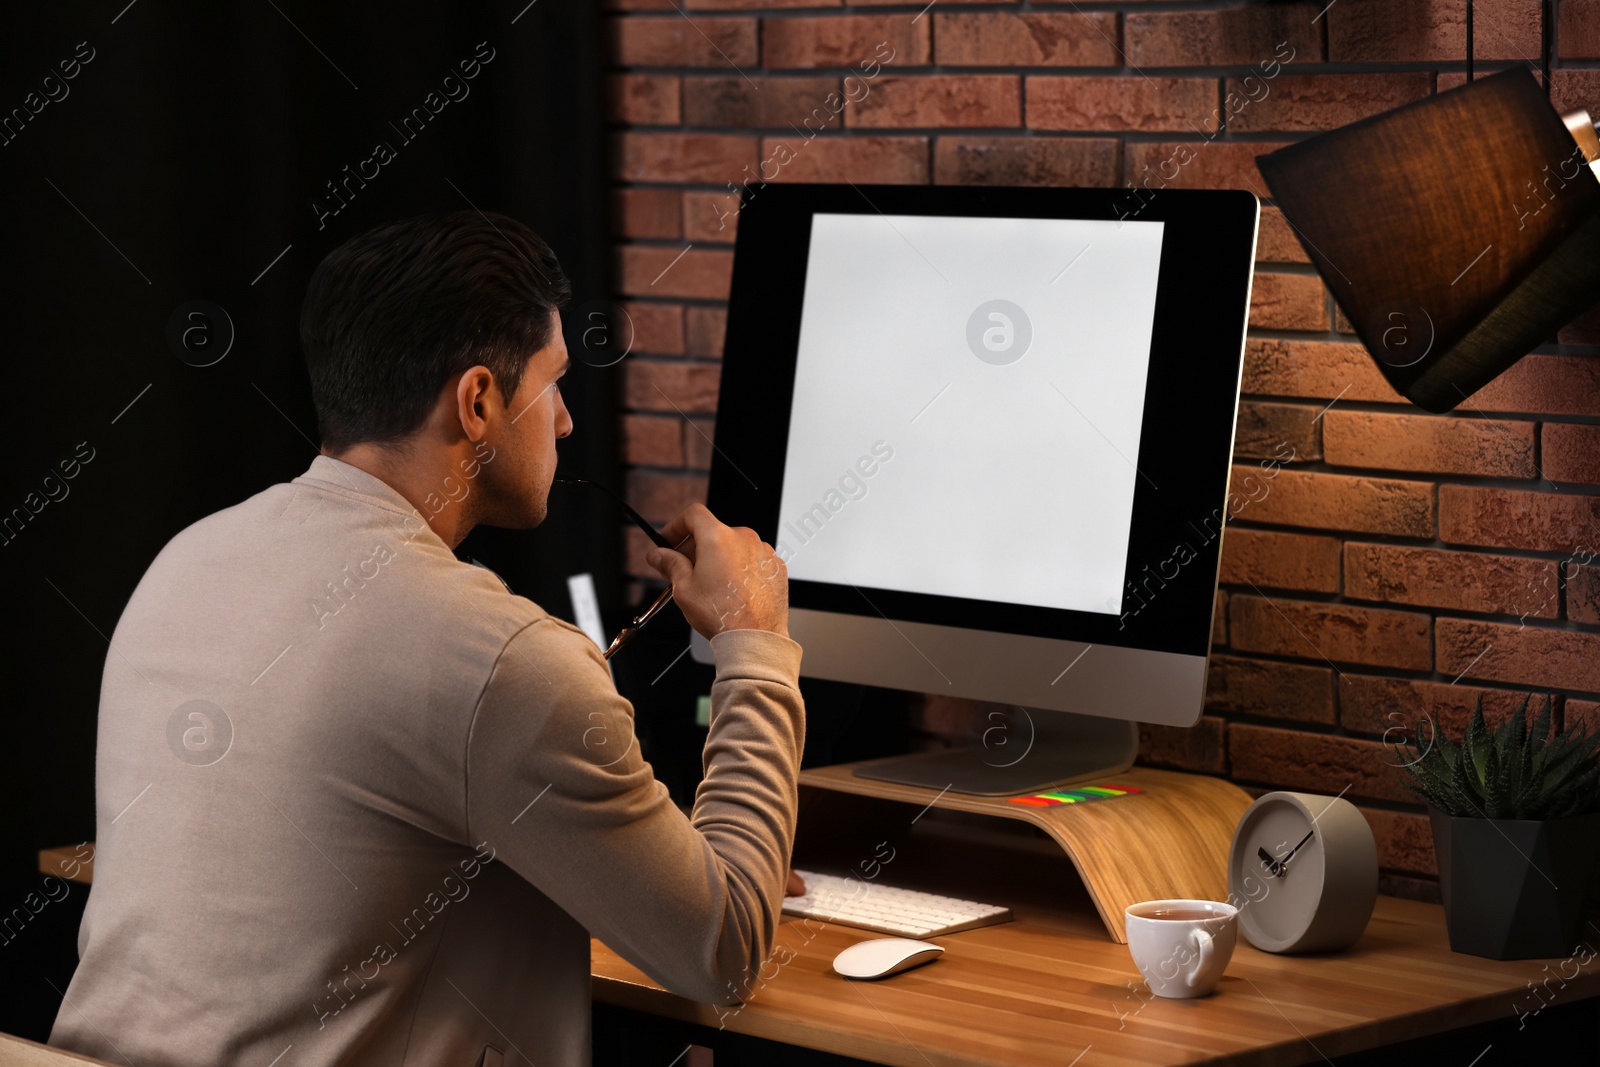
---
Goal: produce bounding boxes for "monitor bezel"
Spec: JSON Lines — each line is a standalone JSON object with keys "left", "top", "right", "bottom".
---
{"left": 703, "top": 183, "right": 1259, "bottom": 660}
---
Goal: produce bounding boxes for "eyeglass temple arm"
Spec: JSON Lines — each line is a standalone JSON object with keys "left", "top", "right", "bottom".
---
{"left": 603, "top": 585, "right": 676, "bottom": 660}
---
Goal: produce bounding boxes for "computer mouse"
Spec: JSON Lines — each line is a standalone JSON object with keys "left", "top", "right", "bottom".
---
{"left": 832, "top": 937, "right": 944, "bottom": 980}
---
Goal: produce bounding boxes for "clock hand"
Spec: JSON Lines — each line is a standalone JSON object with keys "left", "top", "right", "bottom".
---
{"left": 1259, "top": 830, "right": 1316, "bottom": 877}
{"left": 1278, "top": 829, "right": 1315, "bottom": 869}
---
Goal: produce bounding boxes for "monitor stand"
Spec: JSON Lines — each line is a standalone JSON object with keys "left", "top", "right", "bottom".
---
{"left": 851, "top": 709, "right": 1139, "bottom": 797}
{"left": 803, "top": 754, "right": 1254, "bottom": 944}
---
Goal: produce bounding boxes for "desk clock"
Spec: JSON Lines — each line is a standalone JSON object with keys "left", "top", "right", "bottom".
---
{"left": 1227, "top": 791, "right": 1378, "bottom": 953}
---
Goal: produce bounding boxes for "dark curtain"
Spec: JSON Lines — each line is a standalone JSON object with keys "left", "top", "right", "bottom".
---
{"left": 0, "top": 1, "right": 615, "bottom": 1039}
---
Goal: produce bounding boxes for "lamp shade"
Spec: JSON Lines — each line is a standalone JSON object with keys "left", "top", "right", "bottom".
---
{"left": 1257, "top": 69, "right": 1600, "bottom": 413}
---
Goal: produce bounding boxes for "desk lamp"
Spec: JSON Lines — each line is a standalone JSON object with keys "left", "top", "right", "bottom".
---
{"left": 1257, "top": 68, "right": 1600, "bottom": 412}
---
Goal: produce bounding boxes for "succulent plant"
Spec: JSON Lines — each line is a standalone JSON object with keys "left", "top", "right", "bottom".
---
{"left": 1394, "top": 693, "right": 1600, "bottom": 821}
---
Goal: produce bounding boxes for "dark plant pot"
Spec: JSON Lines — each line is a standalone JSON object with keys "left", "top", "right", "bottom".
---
{"left": 1429, "top": 807, "right": 1600, "bottom": 960}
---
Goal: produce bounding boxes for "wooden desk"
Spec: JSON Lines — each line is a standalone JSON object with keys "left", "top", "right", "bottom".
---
{"left": 592, "top": 785, "right": 1600, "bottom": 1066}
{"left": 0, "top": 1033, "right": 118, "bottom": 1066}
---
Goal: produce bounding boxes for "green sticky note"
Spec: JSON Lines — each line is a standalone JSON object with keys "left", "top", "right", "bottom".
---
{"left": 695, "top": 695, "right": 712, "bottom": 728}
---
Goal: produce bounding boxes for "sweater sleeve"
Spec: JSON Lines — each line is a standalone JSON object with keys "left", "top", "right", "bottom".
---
{"left": 464, "top": 616, "right": 805, "bottom": 1006}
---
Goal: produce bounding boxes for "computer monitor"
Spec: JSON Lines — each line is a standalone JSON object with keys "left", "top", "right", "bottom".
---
{"left": 689, "top": 183, "right": 1259, "bottom": 795}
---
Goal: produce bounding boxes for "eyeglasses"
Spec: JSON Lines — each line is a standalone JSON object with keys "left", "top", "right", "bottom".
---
{"left": 553, "top": 476, "right": 677, "bottom": 659}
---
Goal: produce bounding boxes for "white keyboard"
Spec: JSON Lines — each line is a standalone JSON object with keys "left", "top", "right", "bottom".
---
{"left": 782, "top": 869, "right": 1013, "bottom": 939}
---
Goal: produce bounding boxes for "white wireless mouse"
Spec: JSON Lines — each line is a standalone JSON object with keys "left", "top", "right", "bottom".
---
{"left": 832, "top": 937, "right": 944, "bottom": 980}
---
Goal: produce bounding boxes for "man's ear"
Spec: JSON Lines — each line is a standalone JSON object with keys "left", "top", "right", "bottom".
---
{"left": 454, "top": 365, "right": 497, "bottom": 440}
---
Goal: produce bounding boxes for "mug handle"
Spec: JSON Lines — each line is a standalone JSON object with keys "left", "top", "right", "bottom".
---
{"left": 1184, "top": 928, "right": 1214, "bottom": 990}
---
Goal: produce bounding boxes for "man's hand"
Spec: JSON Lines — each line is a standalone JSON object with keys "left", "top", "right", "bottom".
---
{"left": 645, "top": 503, "right": 788, "bottom": 640}
{"left": 786, "top": 870, "right": 806, "bottom": 897}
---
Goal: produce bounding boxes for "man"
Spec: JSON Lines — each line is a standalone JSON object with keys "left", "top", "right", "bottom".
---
{"left": 50, "top": 210, "right": 805, "bottom": 1066}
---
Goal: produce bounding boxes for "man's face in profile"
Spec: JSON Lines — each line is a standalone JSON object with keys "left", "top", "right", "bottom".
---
{"left": 479, "top": 308, "right": 572, "bottom": 530}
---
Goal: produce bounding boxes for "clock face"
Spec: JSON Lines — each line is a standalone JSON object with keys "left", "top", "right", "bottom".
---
{"left": 1229, "top": 795, "right": 1326, "bottom": 952}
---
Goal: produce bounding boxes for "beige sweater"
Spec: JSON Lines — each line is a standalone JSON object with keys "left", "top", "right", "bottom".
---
{"left": 49, "top": 455, "right": 805, "bottom": 1067}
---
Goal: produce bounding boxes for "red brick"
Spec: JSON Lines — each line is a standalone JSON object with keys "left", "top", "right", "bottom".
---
{"left": 1137, "top": 715, "right": 1228, "bottom": 775}
{"left": 1344, "top": 543, "right": 1559, "bottom": 618}
{"left": 1233, "top": 401, "right": 1323, "bottom": 462}
{"left": 1559, "top": 301, "right": 1600, "bottom": 345}
{"left": 607, "top": 73, "right": 681, "bottom": 125}
{"left": 685, "top": 306, "right": 726, "bottom": 358}
{"left": 1328, "top": 0, "right": 1540, "bottom": 62}
{"left": 936, "top": 12, "right": 1121, "bottom": 67}
{"left": 684, "top": 417, "right": 716, "bottom": 469}
{"left": 1568, "top": 563, "right": 1600, "bottom": 624}
{"left": 1219, "top": 527, "right": 1341, "bottom": 593}
{"left": 1439, "top": 485, "right": 1600, "bottom": 552}
{"left": 850, "top": 76, "right": 1020, "bottom": 128}
{"left": 1380, "top": 873, "right": 1442, "bottom": 903}
{"left": 1205, "top": 653, "right": 1336, "bottom": 723}
{"left": 1442, "top": 56, "right": 1521, "bottom": 96}
{"left": 623, "top": 579, "right": 649, "bottom": 612}
{"left": 1458, "top": 0, "right": 1548, "bottom": 58}
{"left": 1229, "top": 723, "right": 1415, "bottom": 803}
{"left": 622, "top": 413, "right": 684, "bottom": 466}
{"left": 1230, "top": 466, "right": 1436, "bottom": 538}
{"left": 1229, "top": 595, "right": 1433, "bottom": 671}
{"left": 612, "top": 188, "right": 682, "bottom": 239}
{"left": 1250, "top": 271, "right": 1326, "bottom": 331}
{"left": 623, "top": 360, "right": 721, "bottom": 413}
{"left": 687, "top": 0, "right": 836, "bottom": 7}
{"left": 1027, "top": 76, "right": 1219, "bottom": 133}
{"left": 934, "top": 137, "right": 1118, "bottom": 186}
{"left": 682, "top": 76, "right": 842, "bottom": 127}
{"left": 1566, "top": 698, "right": 1600, "bottom": 733}
{"left": 626, "top": 470, "right": 708, "bottom": 525}
{"left": 1213, "top": 589, "right": 1228, "bottom": 648}
{"left": 1437, "top": 618, "right": 1600, "bottom": 692}
{"left": 914, "top": 695, "right": 981, "bottom": 743}
{"left": 1543, "top": 423, "right": 1600, "bottom": 485}
{"left": 1361, "top": 807, "right": 1436, "bottom": 877}
{"left": 1340, "top": 674, "right": 1556, "bottom": 738}
{"left": 682, "top": 191, "right": 740, "bottom": 243}
{"left": 616, "top": 245, "right": 732, "bottom": 300}
{"left": 1334, "top": 303, "right": 1356, "bottom": 334}
{"left": 1466, "top": 354, "right": 1600, "bottom": 417}
{"left": 1126, "top": 7, "right": 1323, "bottom": 67}
{"left": 1256, "top": 206, "right": 1312, "bottom": 264}
{"left": 1225, "top": 73, "right": 1433, "bottom": 133}
{"left": 613, "top": 132, "right": 756, "bottom": 183}
{"left": 1322, "top": 410, "right": 1537, "bottom": 477}
{"left": 1242, "top": 339, "right": 1407, "bottom": 404}
{"left": 762, "top": 16, "right": 929, "bottom": 69}
{"left": 1123, "top": 140, "right": 1293, "bottom": 193}
{"left": 608, "top": 16, "right": 758, "bottom": 66}
{"left": 617, "top": 300, "right": 684, "bottom": 356}
{"left": 1560, "top": 0, "right": 1600, "bottom": 58}
{"left": 624, "top": 525, "right": 660, "bottom": 581}
{"left": 1552, "top": 70, "right": 1600, "bottom": 116}
{"left": 758, "top": 135, "right": 928, "bottom": 183}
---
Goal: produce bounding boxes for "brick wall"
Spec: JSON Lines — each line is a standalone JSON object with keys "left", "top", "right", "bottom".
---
{"left": 603, "top": 0, "right": 1600, "bottom": 899}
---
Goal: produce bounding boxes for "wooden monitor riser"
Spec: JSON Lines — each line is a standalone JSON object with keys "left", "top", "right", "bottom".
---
{"left": 798, "top": 762, "right": 1254, "bottom": 944}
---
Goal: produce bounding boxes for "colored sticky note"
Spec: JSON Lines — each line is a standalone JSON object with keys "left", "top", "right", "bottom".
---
{"left": 1007, "top": 782, "right": 1145, "bottom": 807}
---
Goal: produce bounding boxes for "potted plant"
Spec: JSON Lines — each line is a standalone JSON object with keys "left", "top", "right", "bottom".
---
{"left": 1393, "top": 693, "right": 1600, "bottom": 960}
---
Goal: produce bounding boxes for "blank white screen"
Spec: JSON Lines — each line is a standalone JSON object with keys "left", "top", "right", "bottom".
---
{"left": 775, "top": 212, "right": 1166, "bottom": 616}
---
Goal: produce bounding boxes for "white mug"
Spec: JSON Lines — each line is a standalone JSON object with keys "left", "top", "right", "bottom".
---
{"left": 1124, "top": 898, "right": 1238, "bottom": 998}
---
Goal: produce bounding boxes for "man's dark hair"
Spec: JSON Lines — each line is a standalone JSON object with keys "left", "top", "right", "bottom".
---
{"left": 301, "top": 209, "right": 571, "bottom": 453}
